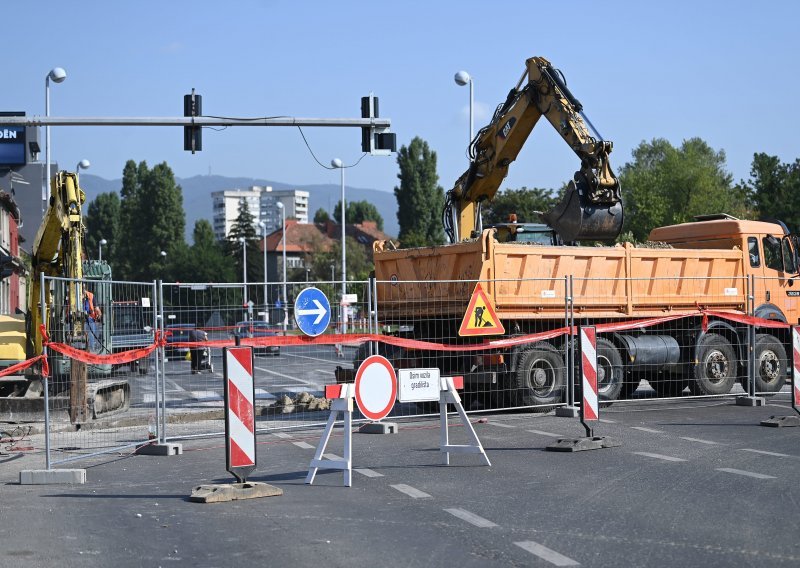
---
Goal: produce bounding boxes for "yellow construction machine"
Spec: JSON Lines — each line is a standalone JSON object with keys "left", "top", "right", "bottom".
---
{"left": 444, "top": 55, "right": 622, "bottom": 243}
{"left": 0, "top": 171, "right": 129, "bottom": 423}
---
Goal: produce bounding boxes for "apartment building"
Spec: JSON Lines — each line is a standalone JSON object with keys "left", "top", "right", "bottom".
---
{"left": 211, "top": 186, "right": 309, "bottom": 241}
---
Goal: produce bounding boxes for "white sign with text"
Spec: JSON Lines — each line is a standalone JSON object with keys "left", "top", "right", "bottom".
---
{"left": 397, "top": 368, "right": 441, "bottom": 403}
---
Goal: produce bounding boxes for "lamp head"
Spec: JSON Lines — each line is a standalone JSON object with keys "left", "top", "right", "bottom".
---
{"left": 48, "top": 67, "right": 67, "bottom": 83}
{"left": 331, "top": 158, "right": 343, "bottom": 168}
{"left": 454, "top": 70, "right": 471, "bottom": 86}
{"left": 78, "top": 159, "right": 91, "bottom": 170}
{"left": 99, "top": 238, "right": 107, "bottom": 246}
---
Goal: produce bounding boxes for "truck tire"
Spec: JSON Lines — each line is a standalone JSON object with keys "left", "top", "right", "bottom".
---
{"left": 512, "top": 343, "right": 565, "bottom": 411}
{"left": 595, "top": 338, "right": 623, "bottom": 401}
{"left": 751, "top": 334, "right": 787, "bottom": 394}
{"left": 692, "top": 333, "right": 737, "bottom": 396}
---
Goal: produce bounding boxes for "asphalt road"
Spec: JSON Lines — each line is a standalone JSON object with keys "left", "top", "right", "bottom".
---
{"left": 1, "top": 396, "right": 798, "bottom": 567}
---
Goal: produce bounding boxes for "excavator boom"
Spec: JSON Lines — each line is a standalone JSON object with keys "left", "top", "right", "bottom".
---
{"left": 444, "top": 56, "right": 622, "bottom": 243}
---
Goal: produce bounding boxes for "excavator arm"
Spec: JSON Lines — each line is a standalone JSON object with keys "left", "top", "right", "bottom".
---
{"left": 444, "top": 56, "right": 622, "bottom": 243}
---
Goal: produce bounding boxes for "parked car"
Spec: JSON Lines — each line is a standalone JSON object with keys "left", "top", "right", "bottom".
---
{"left": 233, "top": 321, "right": 280, "bottom": 356}
{"left": 165, "top": 323, "right": 196, "bottom": 360}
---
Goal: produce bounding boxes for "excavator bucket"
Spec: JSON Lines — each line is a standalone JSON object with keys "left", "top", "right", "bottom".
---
{"left": 542, "top": 179, "right": 623, "bottom": 242}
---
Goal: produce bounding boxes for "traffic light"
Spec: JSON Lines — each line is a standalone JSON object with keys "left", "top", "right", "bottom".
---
{"left": 0, "top": 255, "right": 17, "bottom": 279}
{"left": 360, "top": 94, "right": 396, "bottom": 156}
{"left": 183, "top": 89, "right": 202, "bottom": 153}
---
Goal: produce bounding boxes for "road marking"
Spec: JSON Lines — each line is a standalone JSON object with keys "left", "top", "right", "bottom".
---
{"left": 633, "top": 452, "right": 687, "bottom": 462}
{"left": 739, "top": 448, "right": 792, "bottom": 458}
{"left": 487, "top": 422, "right": 516, "bottom": 429}
{"left": 444, "top": 508, "right": 498, "bottom": 528}
{"left": 390, "top": 484, "right": 431, "bottom": 499}
{"left": 598, "top": 418, "right": 616, "bottom": 424}
{"left": 514, "top": 541, "right": 579, "bottom": 566}
{"left": 630, "top": 426, "right": 664, "bottom": 434}
{"left": 323, "top": 453, "right": 342, "bottom": 461}
{"left": 680, "top": 437, "right": 723, "bottom": 445}
{"left": 716, "top": 468, "right": 776, "bottom": 479}
{"left": 354, "top": 468, "right": 384, "bottom": 478}
{"left": 527, "top": 429, "right": 563, "bottom": 438}
{"left": 255, "top": 366, "right": 318, "bottom": 386}
{"left": 272, "top": 432, "right": 292, "bottom": 439}
{"left": 292, "top": 441, "right": 314, "bottom": 450}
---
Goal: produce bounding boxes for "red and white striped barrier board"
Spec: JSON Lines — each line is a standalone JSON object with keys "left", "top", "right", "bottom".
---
{"left": 224, "top": 346, "right": 256, "bottom": 483}
{"left": 581, "top": 326, "right": 599, "bottom": 422}
{"left": 793, "top": 327, "right": 800, "bottom": 409}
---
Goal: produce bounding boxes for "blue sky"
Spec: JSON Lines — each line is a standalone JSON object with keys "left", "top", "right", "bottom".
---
{"left": 4, "top": 1, "right": 799, "bottom": 196}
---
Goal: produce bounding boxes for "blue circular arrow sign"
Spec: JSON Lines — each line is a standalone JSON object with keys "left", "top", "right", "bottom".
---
{"left": 293, "top": 287, "right": 331, "bottom": 337}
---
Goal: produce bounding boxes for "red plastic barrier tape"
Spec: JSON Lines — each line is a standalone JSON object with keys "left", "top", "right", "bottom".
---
{"left": 0, "top": 355, "right": 45, "bottom": 378}
{"left": 45, "top": 342, "right": 158, "bottom": 366}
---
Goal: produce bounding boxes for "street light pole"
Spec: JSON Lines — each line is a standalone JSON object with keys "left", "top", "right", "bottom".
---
{"left": 44, "top": 67, "right": 67, "bottom": 214}
{"left": 259, "top": 221, "right": 269, "bottom": 323}
{"left": 99, "top": 238, "right": 107, "bottom": 262}
{"left": 332, "top": 158, "right": 346, "bottom": 333}
{"left": 76, "top": 159, "right": 90, "bottom": 181}
{"left": 277, "top": 202, "right": 288, "bottom": 332}
{"left": 454, "top": 70, "right": 474, "bottom": 145}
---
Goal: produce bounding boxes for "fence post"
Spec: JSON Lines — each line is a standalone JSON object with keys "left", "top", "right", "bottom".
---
{"left": 41, "top": 271, "right": 52, "bottom": 471}
{"left": 371, "top": 276, "right": 379, "bottom": 358}
{"left": 737, "top": 274, "right": 765, "bottom": 406}
{"left": 556, "top": 275, "right": 579, "bottom": 417}
{"left": 158, "top": 280, "right": 168, "bottom": 440}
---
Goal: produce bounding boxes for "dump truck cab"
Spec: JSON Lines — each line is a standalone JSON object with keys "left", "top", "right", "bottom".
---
{"left": 649, "top": 215, "right": 800, "bottom": 324}
{"left": 488, "top": 222, "right": 563, "bottom": 245}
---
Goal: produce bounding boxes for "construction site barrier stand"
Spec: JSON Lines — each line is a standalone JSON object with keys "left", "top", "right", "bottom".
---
{"left": 224, "top": 346, "right": 257, "bottom": 483}
{"left": 438, "top": 375, "right": 491, "bottom": 467}
{"left": 306, "top": 383, "right": 354, "bottom": 487}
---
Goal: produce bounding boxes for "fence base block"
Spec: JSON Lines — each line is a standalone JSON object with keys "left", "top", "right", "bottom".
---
{"left": 135, "top": 442, "right": 183, "bottom": 456}
{"left": 760, "top": 415, "right": 800, "bottom": 428}
{"left": 190, "top": 482, "right": 283, "bottom": 503}
{"left": 20, "top": 469, "right": 86, "bottom": 485}
{"left": 546, "top": 436, "right": 621, "bottom": 452}
{"left": 555, "top": 406, "right": 580, "bottom": 418}
{"left": 736, "top": 396, "right": 766, "bottom": 407}
{"left": 359, "top": 422, "right": 398, "bottom": 434}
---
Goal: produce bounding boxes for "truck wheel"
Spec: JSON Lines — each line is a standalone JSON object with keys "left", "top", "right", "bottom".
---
{"left": 752, "top": 334, "right": 787, "bottom": 394}
{"left": 513, "top": 343, "right": 565, "bottom": 411}
{"left": 595, "top": 338, "right": 623, "bottom": 401}
{"left": 693, "top": 334, "right": 737, "bottom": 396}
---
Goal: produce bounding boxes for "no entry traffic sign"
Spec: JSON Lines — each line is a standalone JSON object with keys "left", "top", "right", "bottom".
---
{"left": 354, "top": 355, "right": 397, "bottom": 421}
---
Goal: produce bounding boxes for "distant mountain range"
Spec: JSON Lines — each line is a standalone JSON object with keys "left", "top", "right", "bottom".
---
{"left": 79, "top": 173, "right": 400, "bottom": 239}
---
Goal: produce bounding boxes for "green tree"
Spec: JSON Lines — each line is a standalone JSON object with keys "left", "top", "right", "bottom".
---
{"left": 225, "top": 198, "right": 262, "bottom": 284}
{"left": 116, "top": 160, "right": 187, "bottom": 280}
{"left": 85, "top": 192, "right": 120, "bottom": 263}
{"left": 394, "top": 137, "right": 445, "bottom": 247}
{"left": 173, "top": 220, "right": 236, "bottom": 283}
{"left": 483, "top": 187, "right": 558, "bottom": 225}
{"left": 739, "top": 153, "right": 800, "bottom": 231}
{"left": 333, "top": 200, "right": 385, "bottom": 231}
{"left": 619, "top": 138, "right": 748, "bottom": 241}
{"left": 313, "top": 207, "right": 331, "bottom": 224}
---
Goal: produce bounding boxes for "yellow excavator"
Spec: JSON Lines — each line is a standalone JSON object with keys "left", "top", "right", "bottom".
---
{"left": 0, "top": 171, "right": 128, "bottom": 423}
{"left": 444, "top": 56, "right": 622, "bottom": 243}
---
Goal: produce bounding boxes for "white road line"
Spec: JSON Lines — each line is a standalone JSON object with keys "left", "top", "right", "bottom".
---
{"left": 598, "top": 418, "right": 616, "bottom": 424}
{"left": 739, "top": 448, "right": 792, "bottom": 458}
{"left": 272, "top": 432, "right": 292, "bottom": 439}
{"left": 630, "top": 426, "right": 664, "bottom": 434}
{"left": 527, "top": 429, "right": 563, "bottom": 438}
{"left": 633, "top": 452, "right": 687, "bottom": 462}
{"left": 354, "top": 468, "right": 384, "bottom": 478}
{"left": 292, "top": 441, "right": 314, "bottom": 450}
{"left": 514, "top": 541, "right": 579, "bottom": 566}
{"left": 487, "top": 422, "right": 516, "bottom": 429}
{"left": 680, "top": 437, "right": 723, "bottom": 445}
{"left": 323, "top": 453, "right": 342, "bottom": 461}
{"left": 390, "top": 484, "right": 431, "bottom": 499}
{"left": 444, "top": 508, "right": 498, "bottom": 528}
{"left": 255, "top": 366, "right": 317, "bottom": 386}
{"left": 716, "top": 468, "right": 776, "bottom": 480}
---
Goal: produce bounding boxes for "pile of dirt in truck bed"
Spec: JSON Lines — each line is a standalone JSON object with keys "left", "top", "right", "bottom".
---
{"left": 636, "top": 241, "right": 673, "bottom": 248}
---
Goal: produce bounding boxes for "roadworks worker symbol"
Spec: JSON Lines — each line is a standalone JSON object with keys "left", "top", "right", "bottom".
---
{"left": 459, "top": 283, "right": 505, "bottom": 336}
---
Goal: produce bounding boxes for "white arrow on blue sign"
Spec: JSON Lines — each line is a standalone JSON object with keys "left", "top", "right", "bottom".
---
{"left": 294, "top": 287, "right": 332, "bottom": 337}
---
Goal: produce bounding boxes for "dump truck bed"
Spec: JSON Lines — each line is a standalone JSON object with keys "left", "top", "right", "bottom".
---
{"left": 374, "top": 231, "right": 747, "bottom": 322}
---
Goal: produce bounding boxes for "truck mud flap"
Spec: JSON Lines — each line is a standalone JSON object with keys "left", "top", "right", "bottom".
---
{"left": 87, "top": 379, "right": 131, "bottom": 419}
{"left": 541, "top": 179, "right": 623, "bottom": 242}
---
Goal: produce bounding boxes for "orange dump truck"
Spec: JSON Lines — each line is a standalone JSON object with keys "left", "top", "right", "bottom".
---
{"left": 372, "top": 217, "right": 800, "bottom": 406}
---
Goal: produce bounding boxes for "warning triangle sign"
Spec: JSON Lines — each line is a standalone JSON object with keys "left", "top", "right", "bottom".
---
{"left": 459, "top": 283, "right": 505, "bottom": 336}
